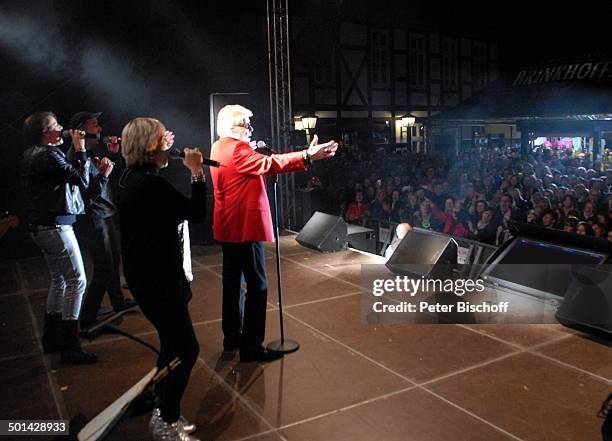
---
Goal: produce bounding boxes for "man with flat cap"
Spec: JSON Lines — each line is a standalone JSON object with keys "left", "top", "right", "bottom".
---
{"left": 68, "top": 111, "right": 137, "bottom": 327}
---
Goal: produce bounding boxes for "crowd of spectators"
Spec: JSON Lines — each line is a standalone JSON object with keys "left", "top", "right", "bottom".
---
{"left": 306, "top": 144, "right": 612, "bottom": 246}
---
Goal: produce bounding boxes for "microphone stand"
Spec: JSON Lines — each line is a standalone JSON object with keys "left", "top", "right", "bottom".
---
{"left": 266, "top": 172, "right": 299, "bottom": 355}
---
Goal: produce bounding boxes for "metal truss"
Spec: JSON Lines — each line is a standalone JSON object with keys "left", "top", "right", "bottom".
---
{"left": 267, "top": 0, "right": 296, "bottom": 230}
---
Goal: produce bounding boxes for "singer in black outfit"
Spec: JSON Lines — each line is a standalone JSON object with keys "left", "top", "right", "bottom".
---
{"left": 117, "top": 117, "right": 205, "bottom": 440}
{"left": 67, "top": 111, "right": 136, "bottom": 327}
{"left": 21, "top": 111, "right": 97, "bottom": 364}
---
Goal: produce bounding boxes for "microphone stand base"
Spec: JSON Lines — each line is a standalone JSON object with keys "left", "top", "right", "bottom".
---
{"left": 266, "top": 339, "right": 300, "bottom": 354}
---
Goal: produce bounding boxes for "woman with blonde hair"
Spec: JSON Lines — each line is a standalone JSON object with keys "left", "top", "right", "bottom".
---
{"left": 118, "top": 117, "right": 206, "bottom": 441}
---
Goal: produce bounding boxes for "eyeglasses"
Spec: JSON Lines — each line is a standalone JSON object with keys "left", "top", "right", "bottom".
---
{"left": 236, "top": 122, "right": 253, "bottom": 131}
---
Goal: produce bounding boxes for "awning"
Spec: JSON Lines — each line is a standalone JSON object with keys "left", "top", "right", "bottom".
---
{"left": 430, "top": 60, "right": 612, "bottom": 124}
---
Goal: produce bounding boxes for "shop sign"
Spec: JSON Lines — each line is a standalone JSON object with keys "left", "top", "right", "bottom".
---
{"left": 513, "top": 61, "right": 612, "bottom": 86}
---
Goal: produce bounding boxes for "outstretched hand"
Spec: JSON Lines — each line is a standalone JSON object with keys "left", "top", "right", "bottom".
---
{"left": 306, "top": 135, "right": 339, "bottom": 161}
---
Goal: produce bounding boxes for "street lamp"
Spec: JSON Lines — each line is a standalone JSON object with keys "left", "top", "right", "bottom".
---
{"left": 399, "top": 114, "right": 416, "bottom": 149}
{"left": 301, "top": 114, "right": 318, "bottom": 143}
{"left": 401, "top": 114, "right": 416, "bottom": 128}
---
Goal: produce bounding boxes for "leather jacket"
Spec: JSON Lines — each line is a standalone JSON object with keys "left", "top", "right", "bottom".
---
{"left": 67, "top": 147, "right": 117, "bottom": 220}
{"left": 21, "top": 144, "right": 90, "bottom": 225}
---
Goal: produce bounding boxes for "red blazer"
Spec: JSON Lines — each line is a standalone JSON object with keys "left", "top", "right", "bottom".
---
{"left": 210, "top": 137, "right": 306, "bottom": 243}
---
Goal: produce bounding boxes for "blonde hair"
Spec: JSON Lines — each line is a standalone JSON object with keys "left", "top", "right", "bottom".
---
{"left": 217, "top": 104, "right": 252, "bottom": 138}
{"left": 121, "top": 117, "right": 166, "bottom": 166}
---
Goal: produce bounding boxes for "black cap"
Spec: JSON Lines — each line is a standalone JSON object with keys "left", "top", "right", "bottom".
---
{"left": 68, "top": 111, "right": 102, "bottom": 129}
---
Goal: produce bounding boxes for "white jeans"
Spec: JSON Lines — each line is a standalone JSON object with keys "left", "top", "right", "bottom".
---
{"left": 31, "top": 225, "right": 86, "bottom": 320}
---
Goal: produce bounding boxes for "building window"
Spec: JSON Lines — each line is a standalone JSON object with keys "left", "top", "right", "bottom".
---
{"left": 473, "top": 42, "right": 487, "bottom": 91}
{"left": 442, "top": 38, "right": 458, "bottom": 90}
{"left": 409, "top": 33, "right": 426, "bottom": 87}
{"left": 371, "top": 29, "right": 389, "bottom": 87}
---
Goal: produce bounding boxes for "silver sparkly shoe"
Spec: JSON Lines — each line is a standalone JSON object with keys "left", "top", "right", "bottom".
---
{"left": 149, "top": 408, "right": 161, "bottom": 433}
{"left": 179, "top": 416, "right": 197, "bottom": 434}
{"left": 150, "top": 410, "right": 199, "bottom": 441}
{"left": 150, "top": 408, "right": 197, "bottom": 435}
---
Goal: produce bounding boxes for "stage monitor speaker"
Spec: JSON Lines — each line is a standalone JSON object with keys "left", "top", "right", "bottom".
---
{"left": 347, "top": 224, "right": 376, "bottom": 254}
{"left": 386, "top": 227, "right": 458, "bottom": 278}
{"left": 555, "top": 266, "right": 612, "bottom": 339}
{"left": 296, "top": 212, "right": 347, "bottom": 252}
{"left": 511, "top": 221, "right": 612, "bottom": 255}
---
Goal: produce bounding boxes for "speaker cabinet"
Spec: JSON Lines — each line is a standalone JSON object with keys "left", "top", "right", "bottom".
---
{"left": 296, "top": 212, "right": 347, "bottom": 252}
{"left": 347, "top": 224, "right": 376, "bottom": 254}
{"left": 386, "top": 228, "right": 458, "bottom": 278}
{"left": 555, "top": 266, "right": 612, "bottom": 338}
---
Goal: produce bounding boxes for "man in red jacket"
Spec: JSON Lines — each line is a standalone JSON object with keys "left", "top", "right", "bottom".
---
{"left": 210, "top": 104, "right": 337, "bottom": 362}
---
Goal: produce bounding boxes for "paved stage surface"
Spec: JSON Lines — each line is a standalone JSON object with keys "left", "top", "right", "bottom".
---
{"left": 1, "top": 232, "right": 611, "bottom": 441}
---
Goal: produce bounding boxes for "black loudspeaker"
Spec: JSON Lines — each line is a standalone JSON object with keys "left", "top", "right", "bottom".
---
{"left": 511, "top": 221, "right": 612, "bottom": 255}
{"left": 347, "top": 224, "right": 376, "bottom": 254}
{"left": 296, "top": 189, "right": 314, "bottom": 229}
{"left": 296, "top": 212, "right": 347, "bottom": 252}
{"left": 296, "top": 188, "right": 331, "bottom": 229}
{"left": 555, "top": 266, "right": 612, "bottom": 338}
{"left": 386, "top": 227, "right": 458, "bottom": 278}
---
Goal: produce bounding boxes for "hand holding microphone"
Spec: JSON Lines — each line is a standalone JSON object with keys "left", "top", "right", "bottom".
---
{"left": 106, "top": 135, "right": 121, "bottom": 154}
{"left": 182, "top": 148, "right": 204, "bottom": 176}
{"left": 61, "top": 130, "right": 122, "bottom": 152}
{"left": 94, "top": 156, "right": 114, "bottom": 177}
{"left": 69, "top": 129, "right": 86, "bottom": 151}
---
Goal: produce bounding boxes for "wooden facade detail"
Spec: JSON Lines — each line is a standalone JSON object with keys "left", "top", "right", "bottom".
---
{"left": 292, "top": 20, "right": 500, "bottom": 147}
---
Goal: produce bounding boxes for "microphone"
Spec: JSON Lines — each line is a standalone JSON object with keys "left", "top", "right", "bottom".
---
{"left": 62, "top": 130, "right": 120, "bottom": 144}
{"left": 61, "top": 130, "right": 99, "bottom": 140}
{"left": 168, "top": 147, "right": 220, "bottom": 167}
{"left": 254, "top": 140, "right": 277, "bottom": 155}
{"left": 102, "top": 136, "right": 121, "bottom": 144}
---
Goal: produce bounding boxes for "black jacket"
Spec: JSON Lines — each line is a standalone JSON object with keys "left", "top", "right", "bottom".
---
{"left": 21, "top": 145, "right": 89, "bottom": 226}
{"left": 67, "top": 147, "right": 116, "bottom": 220}
{"left": 118, "top": 163, "right": 206, "bottom": 307}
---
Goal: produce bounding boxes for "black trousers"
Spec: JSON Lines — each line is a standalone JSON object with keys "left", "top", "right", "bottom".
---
{"left": 139, "top": 298, "right": 199, "bottom": 424}
{"left": 221, "top": 241, "right": 268, "bottom": 350}
{"left": 74, "top": 216, "right": 125, "bottom": 322}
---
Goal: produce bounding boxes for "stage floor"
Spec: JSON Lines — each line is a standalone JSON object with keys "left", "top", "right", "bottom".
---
{"left": 1, "top": 232, "right": 611, "bottom": 441}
